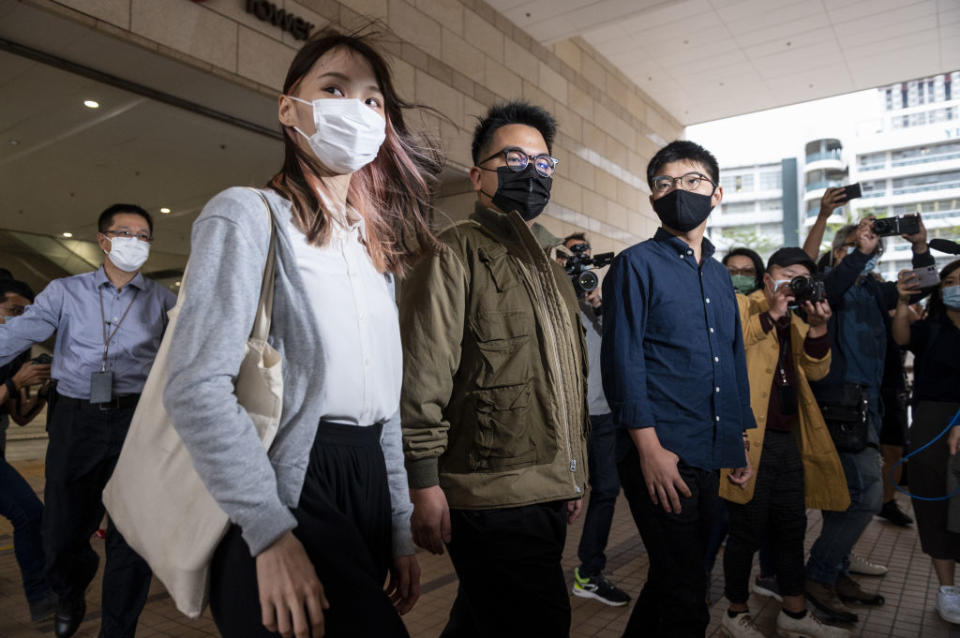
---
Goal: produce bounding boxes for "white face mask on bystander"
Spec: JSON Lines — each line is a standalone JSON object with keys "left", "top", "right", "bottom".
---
{"left": 106, "top": 236, "right": 150, "bottom": 272}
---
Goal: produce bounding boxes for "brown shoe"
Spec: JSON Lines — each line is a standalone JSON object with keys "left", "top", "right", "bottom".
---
{"left": 805, "top": 579, "right": 859, "bottom": 623}
{"left": 836, "top": 573, "right": 885, "bottom": 606}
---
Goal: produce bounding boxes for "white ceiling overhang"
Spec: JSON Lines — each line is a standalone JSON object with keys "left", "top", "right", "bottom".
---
{"left": 488, "top": 0, "right": 960, "bottom": 124}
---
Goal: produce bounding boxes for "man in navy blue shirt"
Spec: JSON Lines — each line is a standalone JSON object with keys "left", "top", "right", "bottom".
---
{"left": 601, "top": 140, "right": 755, "bottom": 636}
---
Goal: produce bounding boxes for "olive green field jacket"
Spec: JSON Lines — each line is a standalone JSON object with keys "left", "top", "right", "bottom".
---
{"left": 399, "top": 203, "right": 590, "bottom": 509}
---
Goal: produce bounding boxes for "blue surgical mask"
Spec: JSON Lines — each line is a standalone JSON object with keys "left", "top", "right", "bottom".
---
{"left": 862, "top": 255, "right": 879, "bottom": 275}
{"left": 943, "top": 285, "right": 960, "bottom": 310}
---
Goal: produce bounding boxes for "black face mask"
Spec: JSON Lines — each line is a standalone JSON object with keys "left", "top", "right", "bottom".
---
{"left": 489, "top": 165, "right": 552, "bottom": 221}
{"left": 652, "top": 189, "right": 714, "bottom": 232}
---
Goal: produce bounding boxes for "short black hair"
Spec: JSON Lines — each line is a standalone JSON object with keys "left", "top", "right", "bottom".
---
{"left": 471, "top": 101, "right": 557, "bottom": 165}
{"left": 98, "top": 204, "right": 153, "bottom": 237}
{"left": 0, "top": 279, "right": 35, "bottom": 303}
{"left": 722, "top": 247, "right": 765, "bottom": 289}
{"left": 564, "top": 232, "right": 587, "bottom": 245}
{"left": 0, "top": 268, "right": 12, "bottom": 280}
{"left": 646, "top": 140, "right": 720, "bottom": 188}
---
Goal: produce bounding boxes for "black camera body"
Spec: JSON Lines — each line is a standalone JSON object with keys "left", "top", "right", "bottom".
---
{"left": 789, "top": 275, "right": 826, "bottom": 305}
{"left": 563, "top": 244, "right": 614, "bottom": 295}
{"left": 872, "top": 214, "right": 920, "bottom": 237}
{"left": 32, "top": 353, "right": 52, "bottom": 365}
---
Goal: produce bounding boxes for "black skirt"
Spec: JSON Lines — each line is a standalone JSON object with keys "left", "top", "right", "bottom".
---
{"left": 909, "top": 401, "right": 960, "bottom": 560}
{"left": 209, "top": 421, "right": 409, "bottom": 637}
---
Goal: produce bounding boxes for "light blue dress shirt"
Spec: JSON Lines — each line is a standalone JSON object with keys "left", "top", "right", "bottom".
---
{"left": 0, "top": 268, "right": 176, "bottom": 399}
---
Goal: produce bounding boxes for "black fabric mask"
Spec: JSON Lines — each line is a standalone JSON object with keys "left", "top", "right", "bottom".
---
{"left": 652, "top": 189, "right": 714, "bottom": 232}
{"left": 490, "top": 165, "right": 552, "bottom": 221}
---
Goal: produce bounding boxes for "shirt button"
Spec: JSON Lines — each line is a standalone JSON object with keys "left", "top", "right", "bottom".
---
{"left": 705, "top": 297, "right": 711, "bottom": 303}
{"left": 715, "top": 387, "right": 720, "bottom": 393}
{"left": 709, "top": 327, "right": 715, "bottom": 333}
{"left": 714, "top": 356, "right": 719, "bottom": 363}
{"left": 687, "top": 250, "right": 693, "bottom": 255}
{"left": 715, "top": 416, "right": 720, "bottom": 422}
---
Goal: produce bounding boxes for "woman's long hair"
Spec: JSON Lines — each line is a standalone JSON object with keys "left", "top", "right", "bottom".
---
{"left": 269, "top": 28, "right": 442, "bottom": 275}
{"left": 928, "top": 258, "right": 960, "bottom": 321}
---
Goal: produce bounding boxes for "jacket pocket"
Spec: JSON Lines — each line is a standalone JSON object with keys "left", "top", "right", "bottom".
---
{"left": 470, "top": 308, "right": 533, "bottom": 388}
{"left": 468, "top": 383, "right": 536, "bottom": 471}
{"left": 478, "top": 244, "right": 517, "bottom": 292}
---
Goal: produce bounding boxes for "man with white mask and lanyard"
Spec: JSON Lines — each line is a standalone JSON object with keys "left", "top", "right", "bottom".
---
{"left": 0, "top": 203, "right": 176, "bottom": 638}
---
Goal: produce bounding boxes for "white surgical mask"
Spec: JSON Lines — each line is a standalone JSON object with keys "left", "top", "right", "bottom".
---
{"left": 106, "top": 236, "right": 150, "bottom": 272}
{"left": 287, "top": 96, "right": 386, "bottom": 174}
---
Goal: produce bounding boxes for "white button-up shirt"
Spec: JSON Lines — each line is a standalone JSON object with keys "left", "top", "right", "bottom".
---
{"left": 284, "top": 207, "right": 401, "bottom": 426}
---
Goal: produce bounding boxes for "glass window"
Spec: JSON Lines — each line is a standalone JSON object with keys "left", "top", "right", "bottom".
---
{"left": 722, "top": 202, "right": 755, "bottom": 215}
{"left": 759, "top": 171, "right": 781, "bottom": 190}
{"left": 759, "top": 199, "right": 781, "bottom": 212}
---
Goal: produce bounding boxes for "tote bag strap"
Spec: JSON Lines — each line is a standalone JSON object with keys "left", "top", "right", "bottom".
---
{"left": 250, "top": 189, "right": 278, "bottom": 343}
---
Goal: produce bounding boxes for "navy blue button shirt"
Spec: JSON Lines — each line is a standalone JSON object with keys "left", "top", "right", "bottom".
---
{"left": 600, "top": 229, "right": 755, "bottom": 470}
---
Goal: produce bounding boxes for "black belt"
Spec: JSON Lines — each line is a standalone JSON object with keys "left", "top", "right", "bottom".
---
{"left": 58, "top": 394, "right": 141, "bottom": 411}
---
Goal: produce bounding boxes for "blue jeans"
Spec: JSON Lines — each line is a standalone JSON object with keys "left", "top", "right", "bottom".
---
{"left": 577, "top": 413, "right": 621, "bottom": 576}
{"left": 0, "top": 455, "right": 52, "bottom": 604}
{"left": 806, "top": 446, "right": 883, "bottom": 584}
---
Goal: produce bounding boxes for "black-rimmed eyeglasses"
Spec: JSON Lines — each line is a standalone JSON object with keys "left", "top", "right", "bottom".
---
{"left": 479, "top": 146, "right": 558, "bottom": 178}
{"left": 651, "top": 172, "right": 716, "bottom": 194}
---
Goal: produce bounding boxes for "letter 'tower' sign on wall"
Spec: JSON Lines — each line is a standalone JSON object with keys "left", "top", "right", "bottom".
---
{"left": 245, "top": 0, "right": 316, "bottom": 41}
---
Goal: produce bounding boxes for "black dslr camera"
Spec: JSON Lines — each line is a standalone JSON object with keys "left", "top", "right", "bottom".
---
{"left": 788, "top": 275, "right": 826, "bottom": 304}
{"left": 563, "top": 243, "right": 614, "bottom": 295}
{"left": 872, "top": 214, "right": 920, "bottom": 237}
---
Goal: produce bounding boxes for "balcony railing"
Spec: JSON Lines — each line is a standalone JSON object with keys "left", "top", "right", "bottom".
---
{"left": 891, "top": 152, "right": 960, "bottom": 168}
{"left": 805, "top": 179, "right": 845, "bottom": 192}
{"left": 859, "top": 163, "right": 886, "bottom": 172}
{"left": 806, "top": 150, "right": 843, "bottom": 163}
{"left": 892, "top": 180, "right": 960, "bottom": 196}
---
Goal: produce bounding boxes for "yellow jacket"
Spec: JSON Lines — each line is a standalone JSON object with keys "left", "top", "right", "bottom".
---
{"left": 719, "top": 290, "right": 850, "bottom": 511}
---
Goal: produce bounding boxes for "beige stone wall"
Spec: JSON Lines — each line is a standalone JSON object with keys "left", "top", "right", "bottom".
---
{"left": 31, "top": 0, "right": 684, "bottom": 253}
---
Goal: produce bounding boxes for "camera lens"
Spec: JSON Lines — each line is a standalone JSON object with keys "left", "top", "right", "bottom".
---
{"left": 577, "top": 271, "right": 598, "bottom": 293}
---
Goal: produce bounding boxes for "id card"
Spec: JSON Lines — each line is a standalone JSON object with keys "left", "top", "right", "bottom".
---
{"left": 90, "top": 370, "right": 114, "bottom": 404}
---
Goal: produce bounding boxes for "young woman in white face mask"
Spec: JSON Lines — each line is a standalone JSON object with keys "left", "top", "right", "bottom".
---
{"left": 162, "top": 30, "right": 440, "bottom": 638}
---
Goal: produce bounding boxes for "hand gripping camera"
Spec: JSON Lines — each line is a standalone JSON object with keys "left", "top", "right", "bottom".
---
{"left": 787, "top": 275, "right": 827, "bottom": 304}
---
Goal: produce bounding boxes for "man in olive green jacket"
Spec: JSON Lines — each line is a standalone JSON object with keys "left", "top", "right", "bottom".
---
{"left": 399, "top": 101, "right": 589, "bottom": 637}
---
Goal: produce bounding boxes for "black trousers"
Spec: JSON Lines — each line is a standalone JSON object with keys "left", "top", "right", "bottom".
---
{"left": 440, "top": 501, "right": 570, "bottom": 638}
{"left": 724, "top": 430, "right": 807, "bottom": 603}
{"left": 618, "top": 444, "right": 717, "bottom": 637}
{"left": 209, "top": 422, "right": 408, "bottom": 637}
{"left": 42, "top": 396, "right": 152, "bottom": 637}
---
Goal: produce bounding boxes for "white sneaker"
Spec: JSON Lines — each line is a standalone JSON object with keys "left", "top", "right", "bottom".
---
{"left": 938, "top": 586, "right": 960, "bottom": 624}
{"left": 721, "top": 611, "right": 765, "bottom": 638}
{"left": 776, "top": 610, "right": 850, "bottom": 637}
{"left": 848, "top": 552, "right": 887, "bottom": 576}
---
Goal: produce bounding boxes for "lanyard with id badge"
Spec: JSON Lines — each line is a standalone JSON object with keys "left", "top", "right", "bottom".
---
{"left": 91, "top": 288, "right": 139, "bottom": 403}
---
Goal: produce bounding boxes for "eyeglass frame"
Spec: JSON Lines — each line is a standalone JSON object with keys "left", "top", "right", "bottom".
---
{"left": 478, "top": 146, "right": 559, "bottom": 178}
{"left": 101, "top": 229, "right": 153, "bottom": 243}
{"left": 650, "top": 171, "right": 717, "bottom": 195}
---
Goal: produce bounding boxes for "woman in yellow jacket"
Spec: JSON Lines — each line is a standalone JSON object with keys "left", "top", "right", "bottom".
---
{"left": 719, "top": 248, "right": 850, "bottom": 638}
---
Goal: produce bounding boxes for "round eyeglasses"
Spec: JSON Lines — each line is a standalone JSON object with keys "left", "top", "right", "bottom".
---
{"left": 651, "top": 172, "right": 716, "bottom": 194}
{"left": 479, "top": 146, "right": 558, "bottom": 178}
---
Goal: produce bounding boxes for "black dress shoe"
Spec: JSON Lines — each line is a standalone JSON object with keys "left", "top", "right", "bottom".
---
{"left": 54, "top": 597, "right": 86, "bottom": 638}
{"left": 878, "top": 499, "right": 914, "bottom": 527}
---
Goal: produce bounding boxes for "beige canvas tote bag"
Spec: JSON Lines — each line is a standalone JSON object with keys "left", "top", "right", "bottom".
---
{"left": 103, "top": 190, "right": 282, "bottom": 617}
